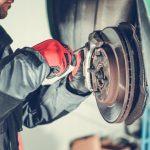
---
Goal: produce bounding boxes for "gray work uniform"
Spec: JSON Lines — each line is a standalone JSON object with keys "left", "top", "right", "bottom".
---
{"left": 0, "top": 25, "right": 88, "bottom": 150}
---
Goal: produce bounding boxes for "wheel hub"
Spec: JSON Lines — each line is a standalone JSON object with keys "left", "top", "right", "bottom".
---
{"left": 84, "top": 23, "right": 147, "bottom": 124}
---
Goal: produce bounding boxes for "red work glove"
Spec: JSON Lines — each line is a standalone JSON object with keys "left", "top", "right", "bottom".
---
{"left": 33, "top": 39, "right": 90, "bottom": 95}
{"left": 33, "top": 39, "right": 73, "bottom": 78}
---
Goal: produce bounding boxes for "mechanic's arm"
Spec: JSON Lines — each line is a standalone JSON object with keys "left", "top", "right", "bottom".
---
{"left": 23, "top": 76, "right": 90, "bottom": 128}
{"left": 0, "top": 47, "right": 50, "bottom": 120}
{"left": 22, "top": 42, "right": 91, "bottom": 128}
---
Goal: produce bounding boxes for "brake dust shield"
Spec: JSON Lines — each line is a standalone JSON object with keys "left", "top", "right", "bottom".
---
{"left": 84, "top": 23, "right": 148, "bottom": 125}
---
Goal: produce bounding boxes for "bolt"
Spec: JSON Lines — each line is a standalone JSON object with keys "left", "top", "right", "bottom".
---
{"left": 95, "top": 50, "right": 101, "bottom": 56}
{"left": 95, "top": 91, "right": 102, "bottom": 100}
{"left": 96, "top": 72, "right": 104, "bottom": 80}
{"left": 88, "top": 67, "right": 96, "bottom": 73}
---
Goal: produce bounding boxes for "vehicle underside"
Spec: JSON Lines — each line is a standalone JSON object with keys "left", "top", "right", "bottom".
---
{"left": 47, "top": 0, "right": 150, "bottom": 125}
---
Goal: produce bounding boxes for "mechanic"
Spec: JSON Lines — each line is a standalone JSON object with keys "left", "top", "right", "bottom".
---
{"left": 0, "top": 0, "right": 90, "bottom": 150}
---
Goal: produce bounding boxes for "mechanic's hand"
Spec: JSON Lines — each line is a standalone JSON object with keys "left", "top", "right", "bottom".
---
{"left": 33, "top": 39, "right": 73, "bottom": 79}
{"left": 67, "top": 50, "right": 91, "bottom": 96}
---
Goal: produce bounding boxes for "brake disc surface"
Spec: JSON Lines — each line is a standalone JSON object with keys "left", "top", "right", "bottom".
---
{"left": 85, "top": 23, "right": 147, "bottom": 124}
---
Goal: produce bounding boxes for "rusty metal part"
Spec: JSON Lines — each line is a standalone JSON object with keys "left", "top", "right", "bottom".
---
{"left": 83, "top": 23, "right": 147, "bottom": 124}
{"left": 47, "top": 0, "right": 147, "bottom": 124}
{"left": 118, "top": 23, "right": 148, "bottom": 125}
{"left": 85, "top": 23, "right": 147, "bottom": 124}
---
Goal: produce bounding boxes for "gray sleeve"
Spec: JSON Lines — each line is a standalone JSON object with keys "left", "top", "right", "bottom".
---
{"left": 0, "top": 48, "right": 50, "bottom": 100}
{"left": 42, "top": 78, "right": 89, "bottom": 119}
{"left": 23, "top": 78, "right": 89, "bottom": 128}
{"left": 41, "top": 78, "right": 87, "bottom": 119}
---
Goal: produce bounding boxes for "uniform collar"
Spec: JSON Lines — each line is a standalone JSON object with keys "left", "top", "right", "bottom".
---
{"left": 0, "top": 25, "right": 13, "bottom": 49}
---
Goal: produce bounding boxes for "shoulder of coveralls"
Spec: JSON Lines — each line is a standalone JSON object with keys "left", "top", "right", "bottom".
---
{"left": 16, "top": 47, "right": 48, "bottom": 68}
{"left": 0, "top": 25, "right": 13, "bottom": 48}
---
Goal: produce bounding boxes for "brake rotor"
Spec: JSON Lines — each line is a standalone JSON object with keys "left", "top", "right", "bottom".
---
{"left": 84, "top": 23, "right": 147, "bottom": 124}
